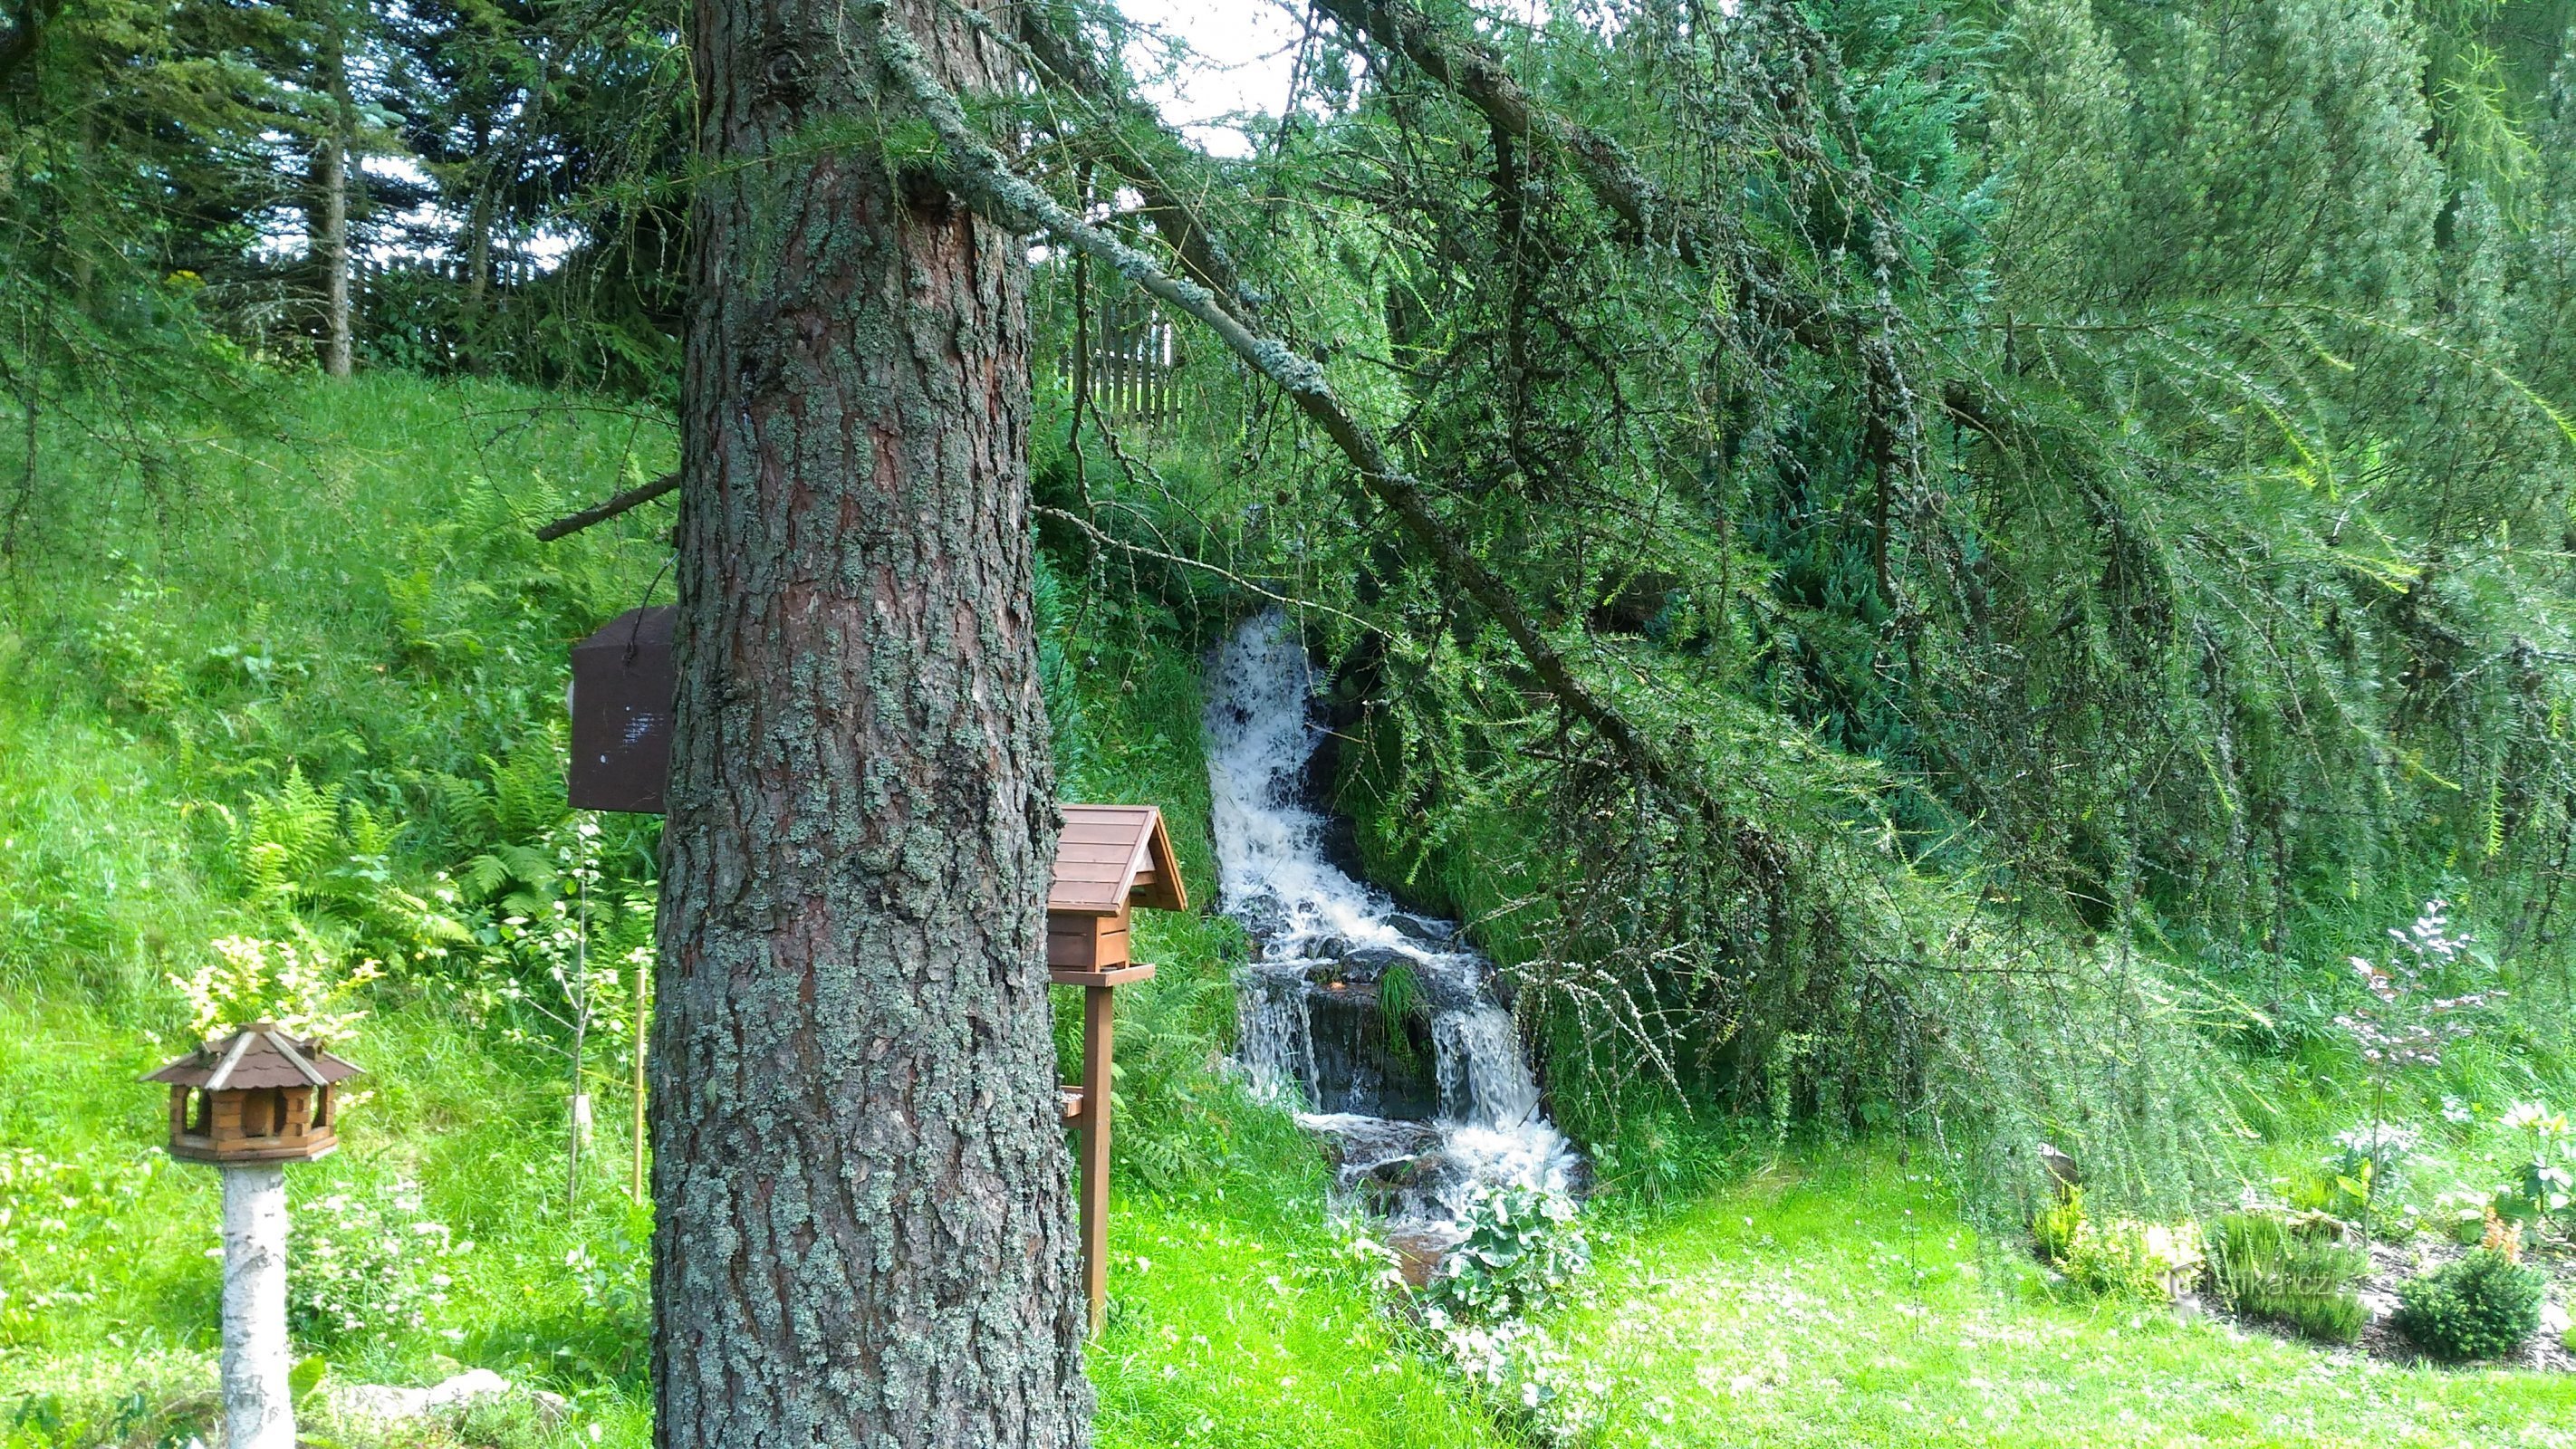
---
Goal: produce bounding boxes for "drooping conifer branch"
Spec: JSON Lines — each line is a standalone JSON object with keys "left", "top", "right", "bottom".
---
{"left": 1305, "top": 0, "right": 1701, "bottom": 263}
{"left": 1309, "top": 0, "right": 1927, "bottom": 617}
{"left": 1009, "top": 2, "right": 1270, "bottom": 322}
{"left": 870, "top": 7, "right": 1684, "bottom": 798}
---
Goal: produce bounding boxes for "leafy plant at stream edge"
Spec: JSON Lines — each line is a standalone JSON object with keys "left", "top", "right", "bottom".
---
{"left": 1352, "top": 1182, "right": 1602, "bottom": 1444}
{"left": 1422, "top": 1184, "right": 1589, "bottom": 1325}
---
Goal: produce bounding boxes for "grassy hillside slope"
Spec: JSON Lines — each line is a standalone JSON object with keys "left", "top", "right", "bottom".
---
{"left": 0, "top": 376, "right": 2567, "bottom": 1449}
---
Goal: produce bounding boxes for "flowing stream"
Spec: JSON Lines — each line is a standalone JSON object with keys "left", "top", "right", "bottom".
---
{"left": 1204, "top": 611, "right": 1577, "bottom": 1260}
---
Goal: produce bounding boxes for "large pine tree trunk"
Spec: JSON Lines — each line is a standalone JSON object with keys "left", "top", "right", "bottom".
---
{"left": 652, "top": 1, "right": 1088, "bottom": 1445}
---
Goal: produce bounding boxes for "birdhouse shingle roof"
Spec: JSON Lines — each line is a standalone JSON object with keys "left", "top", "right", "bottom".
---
{"left": 1048, "top": 804, "right": 1188, "bottom": 916}
{"left": 144, "top": 1023, "right": 361, "bottom": 1091}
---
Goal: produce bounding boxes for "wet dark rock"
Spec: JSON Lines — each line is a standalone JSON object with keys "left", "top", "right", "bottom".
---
{"left": 1234, "top": 899, "right": 1293, "bottom": 947}
{"left": 1333, "top": 945, "right": 1413, "bottom": 984}
{"left": 1299, "top": 980, "right": 1439, "bottom": 1119}
{"left": 1305, "top": 1116, "right": 1444, "bottom": 1171}
{"left": 1388, "top": 912, "right": 1456, "bottom": 945}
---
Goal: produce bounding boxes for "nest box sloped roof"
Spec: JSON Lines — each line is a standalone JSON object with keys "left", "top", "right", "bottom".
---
{"left": 1048, "top": 804, "right": 1188, "bottom": 916}
{"left": 144, "top": 1022, "right": 361, "bottom": 1091}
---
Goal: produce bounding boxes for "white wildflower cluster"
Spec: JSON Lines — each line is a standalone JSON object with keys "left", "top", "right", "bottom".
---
{"left": 1418, "top": 1310, "right": 1607, "bottom": 1443}
{"left": 289, "top": 1179, "right": 466, "bottom": 1345}
{"left": 1342, "top": 1233, "right": 1410, "bottom": 1291}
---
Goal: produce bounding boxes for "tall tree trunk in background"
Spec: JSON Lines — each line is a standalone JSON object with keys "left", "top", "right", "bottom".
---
{"left": 464, "top": 181, "right": 492, "bottom": 309}
{"left": 651, "top": 0, "right": 1087, "bottom": 1444}
{"left": 319, "top": 8, "right": 352, "bottom": 379}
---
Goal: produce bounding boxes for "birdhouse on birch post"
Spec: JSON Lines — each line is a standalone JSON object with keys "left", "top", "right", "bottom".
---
{"left": 146, "top": 1022, "right": 360, "bottom": 1165}
{"left": 1047, "top": 803, "right": 1188, "bottom": 1335}
{"left": 144, "top": 1023, "right": 362, "bottom": 1449}
{"left": 568, "top": 605, "right": 676, "bottom": 814}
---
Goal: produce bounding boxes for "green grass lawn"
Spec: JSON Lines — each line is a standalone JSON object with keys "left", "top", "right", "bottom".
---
{"left": 1561, "top": 1156, "right": 2576, "bottom": 1448}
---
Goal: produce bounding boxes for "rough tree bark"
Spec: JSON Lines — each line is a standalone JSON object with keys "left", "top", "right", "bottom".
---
{"left": 650, "top": 0, "right": 1089, "bottom": 1444}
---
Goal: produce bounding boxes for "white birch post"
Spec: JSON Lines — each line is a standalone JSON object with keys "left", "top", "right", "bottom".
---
{"left": 220, "top": 1164, "right": 294, "bottom": 1449}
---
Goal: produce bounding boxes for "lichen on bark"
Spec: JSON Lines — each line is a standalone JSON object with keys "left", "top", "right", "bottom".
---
{"left": 652, "top": 1, "right": 1088, "bottom": 1445}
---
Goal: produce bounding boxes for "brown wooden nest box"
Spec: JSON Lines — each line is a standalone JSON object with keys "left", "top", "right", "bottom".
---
{"left": 568, "top": 605, "right": 677, "bottom": 814}
{"left": 144, "top": 1022, "right": 361, "bottom": 1166}
{"left": 1046, "top": 804, "right": 1187, "bottom": 976}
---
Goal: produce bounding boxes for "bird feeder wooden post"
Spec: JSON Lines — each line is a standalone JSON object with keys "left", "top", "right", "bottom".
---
{"left": 144, "top": 1023, "right": 361, "bottom": 1449}
{"left": 1047, "top": 804, "right": 1188, "bottom": 1335}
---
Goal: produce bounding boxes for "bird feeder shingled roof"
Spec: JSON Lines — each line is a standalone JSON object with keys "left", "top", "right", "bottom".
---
{"left": 146, "top": 1023, "right": 362, "bottom": 1091}
{"left": 1047, "top": 804, "right": 1187, "bottom": 916}
{"left": 144, "top": 1022, "right": 361, "bottom": 1166}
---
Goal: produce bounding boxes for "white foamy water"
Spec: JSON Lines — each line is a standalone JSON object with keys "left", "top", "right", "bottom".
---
{"left": 1204, "top": 610, "right": 1576, "bottom": 1234}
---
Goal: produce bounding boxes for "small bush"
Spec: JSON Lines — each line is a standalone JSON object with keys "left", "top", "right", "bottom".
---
{"left": 2207, "top": 1212, "right": 2368, "bottom": 1344}
{"left": 2392, "top": 1250, "right": 2546, "bottom": 1361}
{"left": 2034, "top": 1188, "right": 2085, "bottom": 1267}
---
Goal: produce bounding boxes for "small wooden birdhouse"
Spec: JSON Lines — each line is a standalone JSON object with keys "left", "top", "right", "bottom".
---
{"left": 1046, "top": 804, "right": 1188, "bottom": 974}
{"left": 1044, "top": 803, "right": 1189, "bottom": 1334}
{"left": 145, "top": 1022, "right": 361, "bottom": 1166}
{"left": 569, "top": 605, "right": 676, "bottom": 814}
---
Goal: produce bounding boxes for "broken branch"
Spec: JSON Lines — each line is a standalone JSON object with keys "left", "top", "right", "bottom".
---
{"left": 534, "top": 470, "right": 678, "bottom": 542}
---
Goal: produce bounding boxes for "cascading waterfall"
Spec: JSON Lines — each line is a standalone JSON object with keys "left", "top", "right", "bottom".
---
{"left": 1205, "top": 610, "right": 1577, "bottom": 1252}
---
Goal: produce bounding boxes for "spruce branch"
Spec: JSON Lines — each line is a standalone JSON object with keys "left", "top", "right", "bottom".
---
{"left": 866, "top": 4, "right": 1688, "bottom": 801}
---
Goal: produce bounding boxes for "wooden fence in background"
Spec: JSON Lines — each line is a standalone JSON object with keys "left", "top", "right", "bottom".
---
{"left": 1075, "top": 292, "right": 1183, "bottom": 427}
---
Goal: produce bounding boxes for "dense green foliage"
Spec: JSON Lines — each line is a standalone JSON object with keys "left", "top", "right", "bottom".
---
{"left": 14, "top": 0, "right": 2576, "bottom": 1217}
{"left": 10, "top": 0, "right": 2576, "bottom": 1436}
{"left": 0, "top": 376, "right": 1477, "bottom": 1444}
{"left": 0, "top": 374, "right": 2570, "bottom": 1444}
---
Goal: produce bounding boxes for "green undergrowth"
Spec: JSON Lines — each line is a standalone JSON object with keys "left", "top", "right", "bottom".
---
{"left": 0, "top": 371, "right": 1483, "bottom": 1446}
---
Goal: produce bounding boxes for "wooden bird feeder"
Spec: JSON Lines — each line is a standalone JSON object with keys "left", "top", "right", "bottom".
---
{"left": 1049, "top": 803, "right": 1187, "bottom": 1334}
{"left": 568, "top": 605, "right": 677, "bottom": 814}
{"left": 146, "top": 1022, "right": 363, "bottom": 1449}
{"left": 145, "top": 1022, "right": 361, "bottom": 1166}
{"left": 1048, "top": 803, "right": 1187, "bottom": 971}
